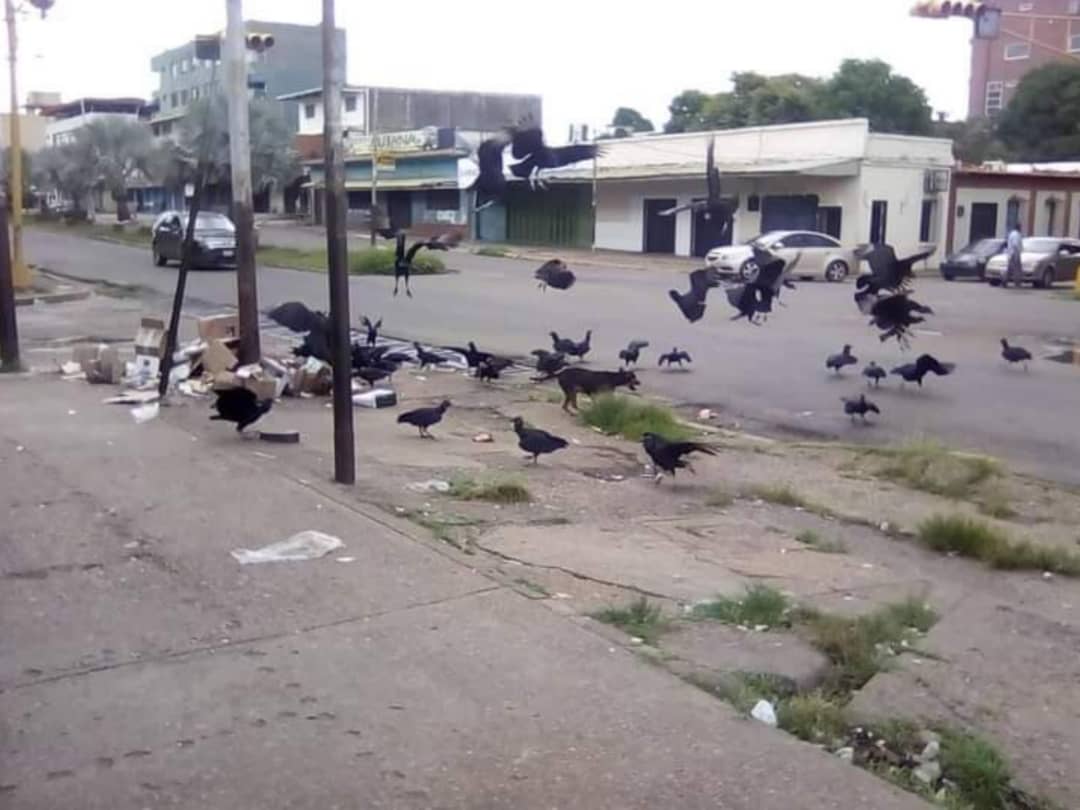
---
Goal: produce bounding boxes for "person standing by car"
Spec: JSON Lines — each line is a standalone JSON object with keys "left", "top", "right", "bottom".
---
{"left": 1004, "top": 223, "right": 1023, "bottom": 288}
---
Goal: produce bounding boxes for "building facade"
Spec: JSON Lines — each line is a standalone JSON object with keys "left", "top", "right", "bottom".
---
{"left": 39, "top": 97, "right": 151, "bottom": 148}
{"left": 148, "top": 20, "right": 345, "bottom": 137}
{"left": 946, "top": 163, "right": 1080, "bottom": 252}
{"left": 969, "top": 0, "right": 1080, "bottom": 117}
{"left": 528, "top": 119, "right": 954, "bottom": 261}
{"left": 287, "top": 86, "right": 541, "bottom": 231}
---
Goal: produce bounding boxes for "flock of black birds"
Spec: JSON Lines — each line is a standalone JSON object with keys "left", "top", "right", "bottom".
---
{"left": 205, "top": 124, "right": 1040, "bottom": 483}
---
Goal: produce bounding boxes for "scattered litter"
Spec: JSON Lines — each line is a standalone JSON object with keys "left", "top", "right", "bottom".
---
{"left": 913, "top": 761, "right": 941, "bottom": 785}
{"left": 835, "top": 747, "right": 854, "bottom": 762}
{"left": 258, "top": 430, "right": 300, "bottom": 444}
{"left": 750, "top": 699, "right": 777, "bottom": 727}
{"left": 472, "top": 432, "right": 494, "bottom": 443}
{"left": 202, "top": 339, "right": 238, "bottom": 375}
{"left": 414, "top": 375, "right": 427, "bottom": 382}
{"left": 353, "top": 389, "right": 396, "bottom": 408}
{"left": 800, "top": 411, "right": 814, "bottom": 417}
{"left": 168, "top": 361, "right": 191, "bottom": 384}
{"left": 879, "top": 521, "right": 891, "bottom": 532}
{"left": 131, "top": 402, "right": 160, "bottom": 424}
{"left": 16, "top": 445, "right": 24, "bottom": 452}
{"left": 103, "top": 391, "right": 159, "bottom": 405}
{"left": 123, "top": 541, "right": 140, "bottom": 549}
{"left": 1042, "top": 571, "right": 1054, "bottom": 580}
{"left": 753, "top": 624, "right": 769, "bottom": 632}
{"left": 570, "top": 438, "right": 581, "bottom": 445}
{"left": 67, "top": 409, "right": 77, "bottom": 416}
{"left": 197, "top": 313, "right": 239, "bottom": 341}
{"left": 394, "top": 506, "right": 406, "bottom": 514}
{"left": 552, "top": 592, "right": 572, "bottom": 600}
{"left": 132, "top": 317, "right": 167, "bottom": 381}
{"left": 407, "top": 479, "right": 451, "bottom": 493}
{"left": 919, "top": 740, "right": 940, "bottom": 763}
{"left": 861, "top": 563, "right": 874, "bottom": 569}
{"left": 628, "top": 637, "right": 644, "bottom": 646}
{"left": 59, "top": 361, "right": 82, "bottom": 375}
{"left": 336, "top": 556, "right": 356, "bottom": 563}
{"left": 231, "top": 530, "right": 343, "bottom": 564}
{"left": 697, "top": 408, "right": 713, "bottom": 421}
{"left": 252, "top": 451, "right": 277, "bottom": 460}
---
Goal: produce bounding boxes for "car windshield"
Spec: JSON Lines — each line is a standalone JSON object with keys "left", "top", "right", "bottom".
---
{"left": 1021, "top": 238, "right": 1060, "bottom": 253}
{"left": 963, "top": 239, "right": 1003, "bottom": 257}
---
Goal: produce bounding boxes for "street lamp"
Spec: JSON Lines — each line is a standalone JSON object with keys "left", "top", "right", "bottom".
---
{"left": 5, "top": 0, "right": 55, "bottom": 290}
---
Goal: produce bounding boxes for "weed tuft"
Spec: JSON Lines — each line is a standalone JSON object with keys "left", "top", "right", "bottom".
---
{"left": 449, "top": 476, "right": 531, "bottom": 504}
{"left": 591, "top": 597, "right": 670, "bottom": 645}
{"left": 874, "top": 440, "right": 1000, "bottom": 499}
{"left": 746, "top": 483, "right": 809, "bottom": 508}
{"left": 708, "top": 672, "right": 796, "bottom": 713}
{"left": 580, "top": 395, "right": 694, "bottom": 441}
{"left": 939, "top": 729, "right": 1012, "bottom": 810}
{"left": 917, "top": 514, "right": 1080, "bottom": 576}
{"left": 795, "top": 529, "right": 848, "bottom": 554}
{"left": 705, "top": 489, "right": 736, "bottom": 508}
{"left": 692, "top": 585, "right": 792, "bottom": 629}
{"left": 777, "top": 693, "right": 849, "bottom": 743}
{"left": 473, "top": 245, "right": 511, "bottom": 257}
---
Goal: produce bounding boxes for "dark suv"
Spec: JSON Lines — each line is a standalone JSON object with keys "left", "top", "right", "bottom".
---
{"left": 940, "top": 238, "right": 1005, "bottom": 281}
{"left": 151, "top": 210, "right": 237, "bottom": 268}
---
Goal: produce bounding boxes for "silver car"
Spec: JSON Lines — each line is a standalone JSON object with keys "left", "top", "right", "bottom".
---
{"left": 705, "top": 230, "right": 857, "bottom": 282}
{"left": 985, "top": 237, "right": 1080, "bottom": 288}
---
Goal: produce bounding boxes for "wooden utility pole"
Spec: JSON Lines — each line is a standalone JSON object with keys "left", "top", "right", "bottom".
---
{"left": 0, "top": 191, "right": 19, "bottom": 371}
{"left": 225, "top": 0, "right": 260, "bottom": 364}
{"left": 322, "top": 0, "right": 355, "bottom": 484}
{"left": 5, "top": 0, "right": 30, "bottom": 289}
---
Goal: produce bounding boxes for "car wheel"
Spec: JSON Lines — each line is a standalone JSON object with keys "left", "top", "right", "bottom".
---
{"left": 942, "top": 270, "right": 955, "bottom": 281}
{"left": 824, "top": 260, "right": 849, "bottom": 282}
{"left": 1037, "top": 268, "right": 1054, "bottom": 289}
{"left": 988, "top": 278, "right": 1002, "bottom": 287}
{"left": 153, "top": 246, "right": 167, "bottom": 267}
{"left": 739, "top": 259, "right": 759, "bottom": 282}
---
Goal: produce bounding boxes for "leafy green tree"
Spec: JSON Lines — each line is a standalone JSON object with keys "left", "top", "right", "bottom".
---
{"left": 931, "top": 117, "right": 1009, "bottom": 164}
{"left": 997, "top": 62, "right": 1080, "bottom": 160}
{"left": 76, "top": 117, "right": 154, "bottom": 221}
{"left": 819, "top": 59, "right": 932, "bottom": 135}
{"left": 610, "top": 106, "right": 654, "bottom": 137}
{"left": 664, "top": 90, "right": 711, "bottom": 133}
{"left": 33, "top": 141, "right": 98, "bottom": 218}
{"left": 176, "top": 95, "right": 300, "bottom": 194}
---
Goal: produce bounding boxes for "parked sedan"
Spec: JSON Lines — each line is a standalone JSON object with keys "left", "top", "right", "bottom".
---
{"left": 705, "top": 230, "right": 857, "bottom": 282}
{"left": 152, "top": 210, "right": 237, "bottom": 268}
{"left": 985, "top": 237, "right": 1080, "bottom": 288}
{"left": 940, "top": 238, "right": 1005, "bottom": 281}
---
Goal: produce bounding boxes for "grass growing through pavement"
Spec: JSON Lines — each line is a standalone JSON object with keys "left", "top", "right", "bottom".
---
{"left": 801, "top": 598, "right": 937, "bottom": 695}
{"left": 591, "top": 597, "right": 670, "bottom": 645}
{"left": 745, "top": 483, "right": 812, "bottom": 509}
{"left": 692, "top": 585, "right": 792, "bottom": 629}
{"left": 705, "top": 489, "right": 736, "bottom": 508}
{"left": 873, "top": 440, "right": 1001, "bottom": 499}
{"left": 795, "top": 529, "right": 848, "bottom": 554}
{"left": 938, "top": 729, "right": 1015, "bottom": 810}
{"left": 703, "top": 672, "right": 796, "bottom": 713}
{"left": 917, "top": 514, "right": 1080, "bottom": 576}
{"left": 579, "top": 395, "right": 694, "bottom": 441}
{"left": 777, "top": 694, "right": 850, "bottom": 743}
{"left": 449, "top": 475, "right": 532, "bottom": 504}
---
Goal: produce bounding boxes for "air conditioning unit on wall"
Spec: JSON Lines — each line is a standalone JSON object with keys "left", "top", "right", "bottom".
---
{"left": 924, "top": 169, "right": 950, "bottom": 194}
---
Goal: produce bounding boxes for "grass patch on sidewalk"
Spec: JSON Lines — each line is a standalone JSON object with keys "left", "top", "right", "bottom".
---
{"left": 256, "top": 244, "right": 445, "bottom": 275}
{"left": 579, "top": 395, "right": 694, "bottom": 442}
{"left": 691, "top": 585, "right": 792, "bottom": 629}
{"left": 448, "top": 475, "right": 532, "bottom": 504}
{"left": 28, "top": 217, "right": 151, "bottom": 248}
{"left": 801, "top": 598, "right": 937, "bottom": 695}
{"left": 777, "top": 693, "right": 849, "bottom": 743}
{"left": 795, "top": 529, "right": 848, "bottom": 554}
{"left": 872, "top": 440, "right": 1001, "bottom": 500}
{"left": 473, "top": 245, "right": 512, "bottom": 257}
{"left": 591, "top": 597, "right": 670, "bottom": 645}
{"left": 917, "top": 514, "right": 1080, "bottom": 576}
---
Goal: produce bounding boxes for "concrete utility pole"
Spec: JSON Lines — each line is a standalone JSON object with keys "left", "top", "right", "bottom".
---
{"left": 0, "top": 191, "right": 19, "bottom": 371}
{"left": 224, "top": 0, "right": 260, "bottom": 364}
{"left": 322, "top": 0, "right": 355, "bottom": 484}
{"left": 5, "top": 0, "right": 30, "bottom": 289}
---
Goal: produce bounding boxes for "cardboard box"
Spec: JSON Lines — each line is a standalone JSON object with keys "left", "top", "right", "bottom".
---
{"left": 135, "top": 318, "right": 167, "bottom": 360}
{"left": 197, "top": 314, "right": 240, "bottom": 342}
{"left": 201, "top": 339, "right": 238, "bottom": 375}
{"left": 212, "top": 371, "right": 241, "bottom": 390}
{"left": 244, "top": 376, "right": 281, "bottom": 401}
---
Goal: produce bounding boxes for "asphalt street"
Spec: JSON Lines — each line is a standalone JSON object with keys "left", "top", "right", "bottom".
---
{"left": 25, "top": 226, "right": 1080, "bottom": 485}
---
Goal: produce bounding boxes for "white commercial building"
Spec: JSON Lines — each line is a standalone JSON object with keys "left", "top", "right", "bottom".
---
{"left": 539, "top": 118, "right": 954, "bottom": 262}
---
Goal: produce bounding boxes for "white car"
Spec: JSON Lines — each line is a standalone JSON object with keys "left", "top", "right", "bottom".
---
{"left": 705, "top": 230, "right": 857, "bottom": 282}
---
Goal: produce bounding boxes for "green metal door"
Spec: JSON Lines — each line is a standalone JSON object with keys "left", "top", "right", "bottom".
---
{"left": 505, "top": 184, "right": 593, "bottom": 248}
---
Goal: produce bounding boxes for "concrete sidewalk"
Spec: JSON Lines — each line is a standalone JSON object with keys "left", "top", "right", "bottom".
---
{"left": 0, "top": 373, "right": 927, "bottom": 808}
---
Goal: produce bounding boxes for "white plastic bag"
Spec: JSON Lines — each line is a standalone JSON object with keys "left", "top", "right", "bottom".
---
{"left": 750, "top": 699, "right": 777, "bottom": 727}
{"left": 231, "top": 530, "right": 344, "bottom": 564}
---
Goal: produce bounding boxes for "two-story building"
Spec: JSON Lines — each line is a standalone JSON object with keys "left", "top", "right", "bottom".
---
{"left": 285, "top": 85, "right": 541, "bottom": 230}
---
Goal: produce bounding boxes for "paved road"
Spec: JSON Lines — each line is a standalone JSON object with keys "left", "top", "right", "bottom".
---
{"left": 25, "top": 227, "right": 1080, "bottom": 485}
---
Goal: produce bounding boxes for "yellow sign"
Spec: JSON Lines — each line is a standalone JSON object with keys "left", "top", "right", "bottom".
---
{"left": 375, "top": 153, "right": 396, "bottom": 172}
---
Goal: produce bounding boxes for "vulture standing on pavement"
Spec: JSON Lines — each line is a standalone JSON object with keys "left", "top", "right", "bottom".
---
{"left": 513, "top": 417, "right": 569, "bottom": 464}
{"left": 397, "top": 400, "right": 451, "bottom": 438}
{"left": 641, "top": 432, "right": 717, "bottom": 483}
{"left": 534, "top": 259, "right": 577, "bottom": 291}
{"left": 211, "top": 388, "right": 273, "bottom": 434}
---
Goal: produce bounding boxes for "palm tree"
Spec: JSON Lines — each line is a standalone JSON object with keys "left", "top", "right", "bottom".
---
{"left": 75, "top": 118, "right": 154, "bottom": 221}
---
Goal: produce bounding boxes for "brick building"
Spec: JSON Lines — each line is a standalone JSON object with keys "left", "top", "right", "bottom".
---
{"left": 969, "top": 0, "right": 1080, "bottom": 117}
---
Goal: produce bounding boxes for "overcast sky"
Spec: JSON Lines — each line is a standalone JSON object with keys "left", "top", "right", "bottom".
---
{"left": 5, "top": 0, "right": 973, "bottom": 138}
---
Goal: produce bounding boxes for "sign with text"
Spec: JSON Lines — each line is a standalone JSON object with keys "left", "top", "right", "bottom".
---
{"left": 346, "top": 127, "right": 437, "bottom": 158}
